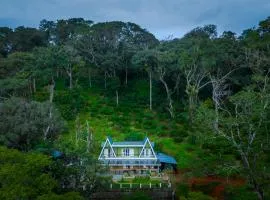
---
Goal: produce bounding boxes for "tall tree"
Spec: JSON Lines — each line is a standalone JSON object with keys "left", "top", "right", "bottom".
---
{"left": 11, "top": 26, "right": 46, "bottom": 52}
{"left": 132, "top": 49, "right": 158, "bottom": 110}
{"left": 0, "top": 146, "right": 83, "bottom": 200}
{"left": 0, "top": 27, "right": 13, "bottom": 57}
{"left": 178, "top": 25, "right": 217, "bottom": 123}
{"left": 156, "top": 44, "right": 180, "bottom": 118}
{"left": 0, "top": 98, "right": 65, "bottom": 150}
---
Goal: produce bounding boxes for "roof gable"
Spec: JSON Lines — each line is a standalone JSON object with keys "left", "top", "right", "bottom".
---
{"left": 98, "top": 137, "right": 116, "bottom": 159}
{"left": 101, "top": 137, "right": 154, "bottom": 147}
{"left": 139, "top": 137, "right": 157, "bottom": 158}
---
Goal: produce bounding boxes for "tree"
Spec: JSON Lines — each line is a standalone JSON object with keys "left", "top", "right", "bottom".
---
{"left": 118, "top": 41, "right": 137, "bottom": 86}
{"left": 0, "top": 98, "right": 65, "bottom": 150}
{"left": 0, "top": 146, "right": 56, "bottom": 199}
{"left": 0, "top": 52, "right": 35, "bottom": 97}
{"left": 178, "top": 26, "right": 218, "bottom": 123}
{"left": 0, "top": 146, "right": 83, "bottom": 200}
{"left": 156, "top": 42, "right": 181, "bottom": 118}
{"left": 60, "top": 45, "right": 84, "bottom": 89}
{"left": 11, "top": 26, "right": 46, "bottom": 52}
{"left": 198, "top": 68, "right": 270, "bottom": 200}
{"left": 75, "top": 21, "right": 158, "bottom": 90}
{"left": 132, "top": 49, "right": 158, "bottom": 110}
{"left": 33, "top": 46, "right": 59, "bottom": 101}
{"left": 0, "top": 27, "right": 13, "bottom": 57}
{"left": 55, "top": 120, "right": 110, "bottom": 198}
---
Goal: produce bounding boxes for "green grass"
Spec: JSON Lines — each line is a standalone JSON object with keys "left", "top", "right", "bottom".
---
{"left": 54, "top": 79, "right": 203, "bottom": 170}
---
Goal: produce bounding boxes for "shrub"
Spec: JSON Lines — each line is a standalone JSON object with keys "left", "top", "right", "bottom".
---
{"left": 224, "top": 185, "right": 258, "bottom": 200}
{"left": 176, "top": 183, "right": 189, "bottom": 198}
{"left": 121, "top": 191, "right": 151, "bottom": 200}
{"left": 188, "top": 192, "right": 214, "bottom": 200}
{"left": 192, "top": 182, "right": 220, "bottom": 195}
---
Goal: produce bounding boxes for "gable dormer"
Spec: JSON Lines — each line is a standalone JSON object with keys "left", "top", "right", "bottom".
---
{"left": 139, "top": 137, "right": 157, "bottom": 158}
{"left": 98, "top": 136, "right": 116, "bottom": 159}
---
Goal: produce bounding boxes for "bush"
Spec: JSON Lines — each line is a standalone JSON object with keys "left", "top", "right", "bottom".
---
{"left": 187, "top": 192, "right": 214, "bottom": 200}
{"left": 33, "top": 91, "right": 49, "bottom": 101}
{"left": 188, "top": 135, "right": 197, "bottom": 145}
{"left": 121, "top": 191, "right": 151, "bottom": 200}
{"left": 224, "top": 185, "right": 258, "bottom": 200}
{"left": 192, "top": 182, "right": 220, "bottom": 195}
{"left": 176, "top": 183, "right": 189, "bottom": 198}
{"left": 54, "top": 89, "right": 87, "bottom": 120}
{"left": 124, "top": 132, "right": 145, "bottom": 141}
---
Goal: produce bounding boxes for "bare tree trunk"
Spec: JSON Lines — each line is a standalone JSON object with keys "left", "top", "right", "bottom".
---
{"left": 104, "top": 71, "right": 107, "bottom": 89}
{"left": 69, "top": 68, "right": 73, "bottom": 89}
{"left": 116, "top": 90, "right": 119, "bottom": 107}
{"left": 43, "top": 107, "right": 52, "bottom": 140}
{"left": 49, "top": 77, "right": 55, "bottom": 103}
{"left": 160, "top": 75, "right": 174, "bottom": 118}
{"left": 125, "top": 61, "right": 128, "bottom": 85}
{"left": 238, "top": 150, "right": 264, "bottom": 200}
{"left": 184, "top": 64, "right": 210, "bottom": 124}
{"left": 113, "top": 68, "right": 116, "bottom": 77}
{"left": 75, "top": 117, "right": 80, "bottom": 147}
{"left": 86, "top": 121, "right": 92, "bottom": 153}
{"left": 149, "top": 71, "right": 152, "bottom": 110}
{"left": 33, "top": 78, "right": 36, "bottom": 93}
{"left": 44, "top": 78, "right": 55, "bottom": 141}
{"left": 65, "top": 65, "right": 73, "bottom": 89}
{"left": 29, "top": 81, "right": 32, "bottom": 95}
{"left": 88, "top": 68, "right": 92, "bottom": 88}
{"left": 187, "top": 94, "right": 195, "bottom": 124}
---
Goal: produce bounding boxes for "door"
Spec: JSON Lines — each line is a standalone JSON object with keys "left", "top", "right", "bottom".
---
{"left": 130, "top": 148, "right": 134, "bottom": 157}
{"left": 148, "top": 149, "right": 152, "bottom": 156}
{"left": 104, "top": 149, "right": 108, "bottom": 157}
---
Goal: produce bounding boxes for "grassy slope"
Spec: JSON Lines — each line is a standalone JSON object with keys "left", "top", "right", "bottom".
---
{"left": 53, "top": 78, "right": 201, "bottom": 169}
{"left": 33, "top": 78, "right": 252, "bottom": 199}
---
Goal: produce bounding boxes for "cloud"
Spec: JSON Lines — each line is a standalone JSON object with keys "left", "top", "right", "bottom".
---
{"left": 0, "top": 0, "right": 269, "bottom": 39}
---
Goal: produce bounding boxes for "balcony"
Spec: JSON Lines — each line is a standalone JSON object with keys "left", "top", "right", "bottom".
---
{"left": 102, "top": 153, "right": 156, "bottom": 159}
{"left": 101, "top": 159, "right": 160, "bottom": 166}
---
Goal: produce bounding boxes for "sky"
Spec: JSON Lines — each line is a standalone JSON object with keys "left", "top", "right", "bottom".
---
{"left": 0, "top": 0, "right": 269, "bottom": 39}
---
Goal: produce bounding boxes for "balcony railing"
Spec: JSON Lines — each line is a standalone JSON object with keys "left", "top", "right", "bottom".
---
{"left": 101, "top": 159, "right": 160, "bottom": 166}
{"left": 102, "top": 153, "right": 156, "bottom": 159}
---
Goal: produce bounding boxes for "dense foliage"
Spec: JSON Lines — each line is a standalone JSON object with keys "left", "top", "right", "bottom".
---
{"left": 0, "top": 16, "right": 269, "bottom": 199}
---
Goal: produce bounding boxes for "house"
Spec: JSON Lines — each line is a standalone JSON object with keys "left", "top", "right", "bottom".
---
{"left": 98, "top": 136, "right": 177, "bottom": 175}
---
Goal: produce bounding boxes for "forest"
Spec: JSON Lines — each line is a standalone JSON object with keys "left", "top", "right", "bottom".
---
{"left": 0, "top": 16, "right": 269, "bottom": 200}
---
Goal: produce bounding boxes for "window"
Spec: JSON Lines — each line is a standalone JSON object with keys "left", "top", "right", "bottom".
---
{"left": 142, "top": 148, "right": 152, "bottom": 157}
{"left": 148, "top": 149, "right": 152, "bottom": 156}
{"left": 122, "top": 148, "right": 130, "bottom": 156}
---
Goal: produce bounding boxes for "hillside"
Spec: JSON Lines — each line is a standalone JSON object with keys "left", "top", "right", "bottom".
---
{"left": 0, "top": 17, "right": 269, "bottom": 200}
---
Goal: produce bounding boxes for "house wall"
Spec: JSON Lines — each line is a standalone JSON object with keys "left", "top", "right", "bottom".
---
{"left": 114, "top": 147, "right": 142, "bottom": 156}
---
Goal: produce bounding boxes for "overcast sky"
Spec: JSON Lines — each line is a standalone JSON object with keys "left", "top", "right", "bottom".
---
{"left": 0, "top": 0, "right": 269, "bottom": 39}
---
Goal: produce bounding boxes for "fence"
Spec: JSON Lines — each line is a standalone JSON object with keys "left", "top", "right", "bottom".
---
{"left": 109, "top": 182, "right": 171, "bottom": 190}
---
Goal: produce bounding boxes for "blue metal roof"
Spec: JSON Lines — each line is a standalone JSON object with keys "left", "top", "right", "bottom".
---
{"left": 107, "top": 136, "right": 113, "bottom": 144}
{"left": 157, "top": 153, "right": 177, "bottom": 165}
{"left": 112, "top": 141, "right": 144, "bottom": 145}
{"left": 102, "top": 136, "right": 154, "bottom": 147}
{"left": 51, "top": 150, "right": 63, "bottom": 158}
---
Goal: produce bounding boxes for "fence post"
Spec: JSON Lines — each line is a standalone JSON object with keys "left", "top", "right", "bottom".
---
{"left": 140, "top": 183, "right": 142, "bottom": 189}
{"left": 150, "top": 182, "right": 151, "bottom": 189}
{"left": 160, "top": 183, "right": 162, "bottom": 188}
{"left": 120, "top": 183, "right": 122, "bottom": 189}
{"left": 110, "top": 183, "right": 112, "bottom": 189}
{"left": 130, "top": 183, "right": 132, "bottom": 189}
